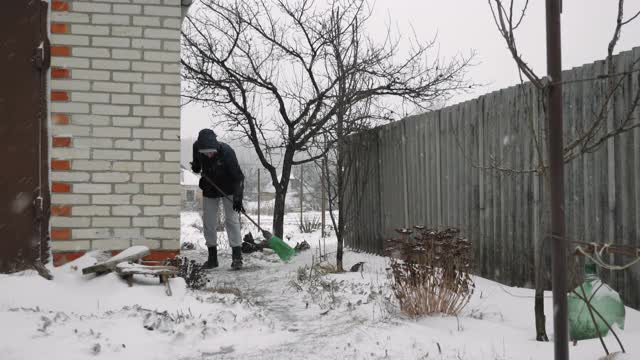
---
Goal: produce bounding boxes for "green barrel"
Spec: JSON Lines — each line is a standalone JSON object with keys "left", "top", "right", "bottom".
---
{"left": 267, "top": 236, "right": 296, "bottom": 261}
{"left": 568, "top": 259, "right": 625, "bottom": 341}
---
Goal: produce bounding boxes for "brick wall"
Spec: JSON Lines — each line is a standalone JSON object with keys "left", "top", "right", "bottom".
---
{"left": 49, "top": 0, "right": 186, "bottom": 264}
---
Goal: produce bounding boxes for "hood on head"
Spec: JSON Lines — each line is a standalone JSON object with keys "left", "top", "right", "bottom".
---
{"left": 197, "top": 129, "right": 219, "bottom": 152}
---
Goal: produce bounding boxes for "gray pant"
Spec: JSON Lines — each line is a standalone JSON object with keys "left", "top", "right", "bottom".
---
{"left": 203, "top": 196, "right": 242, "bottom": 248}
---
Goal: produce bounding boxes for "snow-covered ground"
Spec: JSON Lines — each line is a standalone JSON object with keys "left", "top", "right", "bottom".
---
{"left": 1, "top": 212, "right": 638, "bottom": 359}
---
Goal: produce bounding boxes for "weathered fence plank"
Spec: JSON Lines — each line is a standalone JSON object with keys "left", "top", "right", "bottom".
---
{"left": 344, "top": 47, "right": 640, "bottom": 308}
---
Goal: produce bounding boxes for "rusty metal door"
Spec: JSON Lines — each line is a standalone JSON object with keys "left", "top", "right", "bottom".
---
{"left": 0, "top": 1, "right": 51, "bottom": 273}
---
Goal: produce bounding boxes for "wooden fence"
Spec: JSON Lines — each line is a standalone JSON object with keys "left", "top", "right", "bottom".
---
{"left": 343, "top": 46, "right": 640, "bottom": 308}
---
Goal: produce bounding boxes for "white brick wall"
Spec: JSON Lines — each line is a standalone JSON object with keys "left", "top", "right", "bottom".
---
{"left": 132, "top": 173, "right": 161, "bottom": 183}
{"left": 52, "top": 125, "right": 92, "bottom": 136}
{"left": 113, "top": 205, "right": 143, "bottom": 216}
{"left": 51, "top": 171, "right": 91, "bottom": 182}
{"left": 92, "top": 14, "right": 130, "bottom": 25}
{"left": 72, "top": 206, "right": 111, "bottom": 216}
{"left": 52, "top": 194, "right": 90, "bottom": 204}
{"left": 93, "top": 81, "right": 131, "bottom": 93}
{"left": 74, "top": 183, "right": 112, "bottom": 193}
{"left": 133, "top": 150, "right": 162, "bottom": 160}
{"left": 113, "top": 162, "right": 142, "bottom": 171}
{"left": 113, "top": 26, "right": 144, "bottom": 37}
{"left": 93, "top": 195, "right": 131, "bottom": 205}
{"left": 51, "top": 217, "right": 92, "bottom": 227}
{"left": 133, "top": 194, "right": 162, "bottom": 205}
{"left": 113, "top": 4, "right": 142, "bottom": 14}
{"left": 132, "top": 239, "right": 162, "bottom": 249}
{"left": 52, "top": 148, "right": 92, "bottom": 159}
{"left": 113, "top": 116, "right": 142, "bottom": 127}
{"left": 75, "top": 69, "right": 111, "bottom": 81}
{"left": 143, "top": 206, "right": 179, "bottom": 216}
{"left": 72, "top": 24, "right": 110, "bottom": 36}
{"left": 50, "top": 0, "right": 185, "bottom": 258}
{"left": 133, "top": 217, "right": 159, "bottom": 227}
{"left": 92, "top": 172, "right": 131, "bottom": 182}
{"left": 51, "top": 34, "right": 90, "bottom": 46}
{"left": 52, "top": 240, "right": 92, "bottom": 252}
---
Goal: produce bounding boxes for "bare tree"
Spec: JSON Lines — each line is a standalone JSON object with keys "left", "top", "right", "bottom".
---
{"left": 488, "top": 0, "right": 640, "bottom": 343}
{"left": 182, "top": 0, "right": 474, "bottom": 238}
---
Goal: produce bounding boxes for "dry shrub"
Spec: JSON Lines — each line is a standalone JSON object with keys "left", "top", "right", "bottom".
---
{"left": 205, "top": 286, "right": 242, "bottom": 297}
{"left": 385, "top": 227, "right": 475, "bottom": 317}
{"left": 166, "top": 256, "right": 207, "bottom": 290}
{"left": 297, "top": 216, "right": 322, "bottom": 233}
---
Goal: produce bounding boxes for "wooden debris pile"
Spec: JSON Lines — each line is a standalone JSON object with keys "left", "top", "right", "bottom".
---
{"left": 385, "top": 227, "right": 475, "bottom": 317}
{"left": 82, "top": 246, "right": 177, "bottom": 296}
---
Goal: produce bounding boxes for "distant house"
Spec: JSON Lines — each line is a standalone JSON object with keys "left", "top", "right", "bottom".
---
{"left": 1, "top": 0, "right": 193, "bottom": 273}
{"left": 256, "top": 173, "right": 301, "bottom": 201}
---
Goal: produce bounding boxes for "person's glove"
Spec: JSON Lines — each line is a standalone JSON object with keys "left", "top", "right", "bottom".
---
{"left": 233, "top": 199, "right": 245, "bottom": 213}
{"left": 190, "top": 161, "right": 200, "bottom": 174}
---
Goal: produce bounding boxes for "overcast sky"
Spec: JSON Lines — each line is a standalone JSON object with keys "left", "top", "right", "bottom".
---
{"left": 180, "top": 0, "right": 640, "bottom": 144}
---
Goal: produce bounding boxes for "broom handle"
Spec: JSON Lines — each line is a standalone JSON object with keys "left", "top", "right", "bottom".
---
{"left": 198, "top": 172, "right": 266, "bottom": 233}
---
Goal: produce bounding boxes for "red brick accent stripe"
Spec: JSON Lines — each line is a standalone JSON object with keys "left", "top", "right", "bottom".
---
{"left": 53, "top": 250, "right": 180, "bottom": 266}
{"left": 51, "top": 91, "right": 69, "bottom": 101}
{"left": 51, "top": 46, "right": 71, "bottom": 57}
{"left": 144, "top": 250, "right": 180, "bottom": 261}
{"left": 52, "top": 182, "right": 71, "bottom": 193}
{"left": 51, "top": 23, "right": 69, "bottom": 34}
{"left": 51, "top": 1, "right": 69, "bottom": 11}
{"left": 51, "top": 228, "right": 71, "bottom": 240}
{"left": 52, "top": 137, "right": 71, "bottom": 147}
{"left": 51, "top": 205, "right": 72, "bottom": 216}
{"left": 53, "top": 252, "right": 84, "bottom": 266}
{"left": 52, "top": 68, "right": 70, "bottom": 79}
{"left": 52, "top": 113, "right": 70, "bottom": 125}
{"left": 51, "top": 159, "right": 71, "bottom": 170}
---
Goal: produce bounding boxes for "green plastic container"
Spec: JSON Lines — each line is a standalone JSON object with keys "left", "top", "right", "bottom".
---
{"left": 568, "top": 259, "right": 625, "bottom": 341}
{"left": 267, "top": 236, "right": 296, "bottom": 261}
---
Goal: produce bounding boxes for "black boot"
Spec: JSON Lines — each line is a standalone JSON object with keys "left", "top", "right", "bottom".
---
{"left": 203, "top": 246, "right": 218, "bottom": 269}
{"left": 231, "top": 246, "right": 243, "bottom": 270}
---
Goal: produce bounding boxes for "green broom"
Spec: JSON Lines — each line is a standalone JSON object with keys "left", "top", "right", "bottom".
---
{"left": 198, "top": 172, "right": 296, "bottom": 262}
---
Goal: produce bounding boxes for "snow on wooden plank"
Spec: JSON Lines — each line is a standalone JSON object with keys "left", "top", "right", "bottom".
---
{"left": 115, "top": 262, "right": 177, "bottom": 276}
{"left": 114, "top": 262, "right": 177, "bottom": 296}
{"left": 81, "top": 246, "right": 150, "bottom": 275}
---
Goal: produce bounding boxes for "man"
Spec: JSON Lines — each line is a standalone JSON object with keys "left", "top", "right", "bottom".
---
{"left": 191, "top": 129, "right": 245, "bottom": 270}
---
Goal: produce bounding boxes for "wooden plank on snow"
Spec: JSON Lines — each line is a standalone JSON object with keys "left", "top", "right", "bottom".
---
{"left": 81, "top": 246, "right": 150, "bottom": 275}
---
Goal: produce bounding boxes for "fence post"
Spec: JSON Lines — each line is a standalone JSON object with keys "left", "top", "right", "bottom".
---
{"left": 545, "top": 1, "right": 568, "bottom": 357}
{"left": 436, "top": 110, "right": 443, "bottom": 228}
{"left": 401, "top": 120, "right": 410, "bottom": 228}
{"left": 257, "top": 168, "right": 261, "bottom": 229}
{"left": 300, "top": 164, "right": 304, "bottom": 226}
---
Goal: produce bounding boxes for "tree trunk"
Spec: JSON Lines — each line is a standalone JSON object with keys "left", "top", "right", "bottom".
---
{"left": 336, "top": 202, "right": 344, "bottom": 271}
{"left": 273, "top": 190, "right": 287, "bottom": 238}
{"left": 272, "top": 150, "right": 293, "bottom": 238}
{"left": 535, "top": 218, "right": 549, "bottom": 341}
{"left": 335, "top": 105, "right": 345, "bottom": 272}
{"left": 335, "top": 141, "right": 345, "bottom": 272}
{"left": 535, "top": 287, "right": 549, "bottom": 341}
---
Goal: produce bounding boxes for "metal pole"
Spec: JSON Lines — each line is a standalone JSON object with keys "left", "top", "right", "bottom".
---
{"left": 300, "top": 164, "right": 304, "bottom": 225}
{"left": 321, "top": 159, "right": 326, "bottom": 238}
{"left": 257, "top": 169, "right": 261, "bottom": 229}
{"left": 545, "top": 1, "right": 568, "bottom": 359}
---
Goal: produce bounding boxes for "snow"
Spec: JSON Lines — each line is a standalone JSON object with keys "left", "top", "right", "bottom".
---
{"left": 181, "top": 168, "right": 200, "bottom": 186}
{"left": 2, "top": 212, "right": 640, "bottom": 359}
{"left": 108, "top": 246, "right": 150, "bottom": 262}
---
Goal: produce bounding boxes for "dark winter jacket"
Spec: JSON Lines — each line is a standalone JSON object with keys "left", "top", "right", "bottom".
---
{"left": 191, "top": 129, "right": 244, "bottom": 200}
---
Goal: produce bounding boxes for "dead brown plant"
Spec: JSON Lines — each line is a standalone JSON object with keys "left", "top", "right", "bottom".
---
{"left": 385, "top": 227, "right": 475, "bottom": 317}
